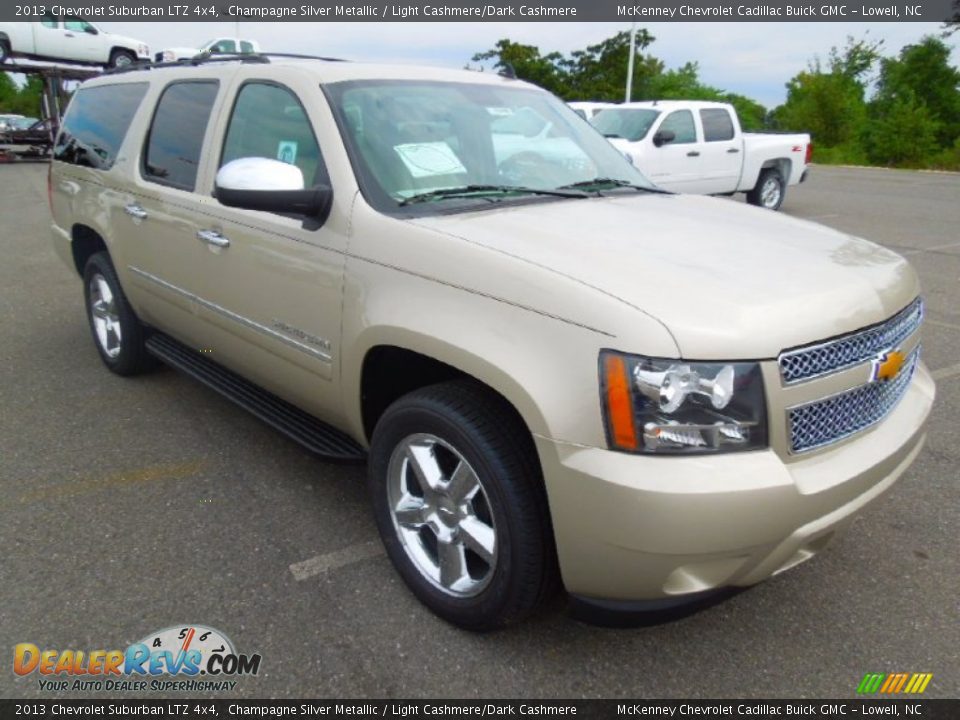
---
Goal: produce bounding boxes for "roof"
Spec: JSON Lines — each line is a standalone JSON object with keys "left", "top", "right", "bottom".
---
{"left": 91, "top": 55, "right": 530, "bottom": 89}
{"left": 616, "top": 100, "right": 732, "bottom": 110}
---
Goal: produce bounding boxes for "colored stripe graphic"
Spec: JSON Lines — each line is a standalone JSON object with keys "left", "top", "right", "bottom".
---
{"left": 857, "top": 673, "right": 932, "bottom": 694}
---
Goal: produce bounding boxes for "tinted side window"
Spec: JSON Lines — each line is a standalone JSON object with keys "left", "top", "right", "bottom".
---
{"left": 700, "top": 109, "right": 735, "bottom": 142}
{"left": 239, "top": 41, "right": 255, "bottom": 53}
{"left": 54, "top": 82, "right": 148, "bottom": 170}
{"left": 221, "top": 82, "right": 327, "bottom": 186}
{"left": 64, "top": 20, "right": 92, "bottom": 32}
{"left": 211, "top": 39, "right": 236, "bottom": 53}
{"left": 143, "top": 81, "right": 219, "bottom": 191}
{"left": 660, "top": 110, "right": 696, "bottom": 144}
{"left": 40, "top": 14, "right": 58, "bottom": 28}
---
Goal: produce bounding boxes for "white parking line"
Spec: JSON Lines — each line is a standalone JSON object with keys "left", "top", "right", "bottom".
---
{"left": 290, "top": 540, "right": 385, "bottom": 581}
{"left": 931, "top": 363, "right": 960, "bottom": 382}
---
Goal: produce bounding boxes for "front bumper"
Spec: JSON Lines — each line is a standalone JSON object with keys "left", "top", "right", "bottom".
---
{"left": 537, "top": 362, "right": 935, "bottom": 602}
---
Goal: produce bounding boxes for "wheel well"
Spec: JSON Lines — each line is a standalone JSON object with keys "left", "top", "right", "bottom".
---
{"left": 359, "top": 345, "right": 535, "bottom": 451}
{"left": 110, "top": 47, "right": 134, "bottom": 59}
{"left": 71, "top": 224, "right": 107, "bottom": 276}
{"left": 761, "top": 158, "right": 791, "bottom": 181}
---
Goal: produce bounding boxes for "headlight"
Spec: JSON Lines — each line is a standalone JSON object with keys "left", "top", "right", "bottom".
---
{"left": 599, "top": 351, "right": 767, "bottom": 454}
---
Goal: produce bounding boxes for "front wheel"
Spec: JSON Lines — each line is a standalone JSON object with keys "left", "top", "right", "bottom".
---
{"left": 108, "top": 49, "right": 136, "bottom": 68}
{"left": 368, "top": 381, "right": 557, "bottom": 631}
{"left": 747, "top": 168, "right": 785, "bottom": 210}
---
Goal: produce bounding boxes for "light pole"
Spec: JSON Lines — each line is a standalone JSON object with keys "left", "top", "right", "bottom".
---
{"left": 625, "top": 22, "right": 637, "bottom": 103}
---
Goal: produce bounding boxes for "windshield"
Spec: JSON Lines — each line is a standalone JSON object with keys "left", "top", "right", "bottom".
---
{"left": 325, "top": 80, "right": 655, "bottom": 213}
{"left": 592, "top": 108, "right": 661, "bottom": 142}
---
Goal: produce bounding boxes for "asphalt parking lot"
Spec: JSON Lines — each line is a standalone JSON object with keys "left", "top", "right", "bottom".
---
{"left": 2, "top": 163, "right": 958, "bottom": 699}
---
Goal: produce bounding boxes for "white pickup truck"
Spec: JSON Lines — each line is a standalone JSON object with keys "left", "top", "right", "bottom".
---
{"left": 592, "top": 101, "right": 811, "bottom": 210}
{"left": 0, "top": 19, "right": 150, "bottom": 68}
{"left": 154, "top": 37, "right": 261, "bottom": 63}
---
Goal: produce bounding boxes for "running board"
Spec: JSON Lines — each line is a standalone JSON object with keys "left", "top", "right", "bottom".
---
{"left": 145, "top": 333, "right": 366, "bottom": 463}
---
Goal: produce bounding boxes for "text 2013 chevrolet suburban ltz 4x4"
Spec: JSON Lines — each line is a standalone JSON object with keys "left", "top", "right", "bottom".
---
{"left": 49, "top": 57, "right": 934, "bottom": 630}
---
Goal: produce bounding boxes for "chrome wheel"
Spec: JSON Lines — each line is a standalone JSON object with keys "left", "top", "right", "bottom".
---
{"left": 387, "top": 433, "right": 497, "bottom": 597}
{"left": 112, "top": 53, "right": 133, "bottom": 68}
{"left": 760, "top": 176, "right": 782, "bottom": 209}
{"left": 89, "top": 273, "right": 122, "bottom": 358}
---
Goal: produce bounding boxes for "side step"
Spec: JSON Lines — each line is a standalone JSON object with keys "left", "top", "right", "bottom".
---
{"left": 145, "top": 333, "right": 366, "bottom": 463}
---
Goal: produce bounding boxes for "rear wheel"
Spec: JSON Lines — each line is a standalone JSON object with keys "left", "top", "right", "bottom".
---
{"left": 368, "top": 380, "right": 557, "bottom": 630}
{"left": 747, "top": 168, "right": 785, "bottom": 210}
{"left": 108, "top": 49, "right": 136, "bottom": 68}
{"left": 82, "top": 252, "right": 156, "bottom": 376}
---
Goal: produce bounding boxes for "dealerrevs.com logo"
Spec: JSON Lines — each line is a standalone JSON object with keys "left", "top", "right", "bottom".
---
{"left": 13, "top": 625, "right": 262, "bottom": 693}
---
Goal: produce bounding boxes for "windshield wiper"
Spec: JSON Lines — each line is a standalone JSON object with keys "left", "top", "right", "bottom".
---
{"left": 558, "top": 178, "right": 667, "bottom": 194}
{"left": 398, "top": 184, "right": 588, "bottom": 206}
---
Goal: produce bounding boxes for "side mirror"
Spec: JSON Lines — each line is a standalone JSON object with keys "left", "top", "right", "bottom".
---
{"left": 653, "top": 129, "right": 676, "bottom": 148}
{"left": 215, "top": 158, "right": 332, "bottom": 221}
{"left": 84, "top": 26, "right": 98, "bottom": 35}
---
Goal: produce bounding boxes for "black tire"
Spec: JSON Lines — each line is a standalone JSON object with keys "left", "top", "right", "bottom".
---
{"left": 82, "top": 251, "right": 156, "bottom": 376}
{"left": 368, "top": 380, "right": 557, "bottom": 631}
{"left": 746, "top": 167, "right": 785, "bottom": 210}
{"left": 108, "top": 49, "right": 136, "bottom": 68}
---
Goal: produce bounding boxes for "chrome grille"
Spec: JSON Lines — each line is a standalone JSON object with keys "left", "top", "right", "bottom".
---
{"left": 788, "top": 349, "right": 919, "bottom": 453}
{"left": 779, "top": 298, "right": 923, "bottom": 384}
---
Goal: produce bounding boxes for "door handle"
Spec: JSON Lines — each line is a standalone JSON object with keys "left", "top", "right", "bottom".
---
{"left": 124, "top": 203, "right": 148, "bottom": 220}
{"left": 197, "top": 229, "right": 230, "bottom": 248}
{"left": 727, "top": 148, "right": 741, "bottom": 154}
{"left": 686, "top": 151, "right": 700, "bottom": 157}
{"left": 64, "top": 32, "right": 75, "bottom": 38}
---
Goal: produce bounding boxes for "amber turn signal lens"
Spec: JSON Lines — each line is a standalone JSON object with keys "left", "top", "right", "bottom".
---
{"left": 603, "top": 354, "right": 638, "bottom": 450}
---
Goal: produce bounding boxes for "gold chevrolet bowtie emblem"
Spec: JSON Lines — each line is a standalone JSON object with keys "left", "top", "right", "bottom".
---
{"left": 872, "top": 350, "right": 906, "bottom": 383}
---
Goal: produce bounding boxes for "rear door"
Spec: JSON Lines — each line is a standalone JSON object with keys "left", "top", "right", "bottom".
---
{"left": 33, "top": 15, "right": 68, "bottom": 58}
{"left": 697, "top": 107, "right": 742, "bottom": 194}
{"left": 120, "top": 78, "right": 224, "bottom": 347}
{"left": 647, "top": 109, "right": 704, "bottom": 193}
{"left": 188, "top": 75, "right": 348, "bottom": 419}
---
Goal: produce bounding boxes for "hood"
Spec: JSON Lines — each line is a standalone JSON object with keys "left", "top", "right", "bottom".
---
{"left": 409, "top": 193, "right": 919, "bottom": 359}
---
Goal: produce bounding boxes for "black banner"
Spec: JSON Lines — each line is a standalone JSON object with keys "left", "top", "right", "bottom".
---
{"left": 2, "top": 700, "right": 960, "bottom": 719}
{"left": 2, "top": 0, "right": 959, "bottom": 22}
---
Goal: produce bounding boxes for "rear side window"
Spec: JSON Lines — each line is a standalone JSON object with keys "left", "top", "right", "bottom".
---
{"left": 54, "top": 82, "right": 148, "bottom": 170}
{"left": 700, "top": 109, "right": 735, "bottom": 142}
{"left": 142, "top": 81, "right": 219, "bottom": 191}
{"left": 659, "top": 110, "right": 697, "bottom": 144}
{"left": 221, "top": 82, "right": 327, "bottom": 186}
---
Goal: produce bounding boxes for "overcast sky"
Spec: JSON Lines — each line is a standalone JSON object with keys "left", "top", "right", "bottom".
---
{"left": 93, "top": 21, "right": 959, "bottom": 108}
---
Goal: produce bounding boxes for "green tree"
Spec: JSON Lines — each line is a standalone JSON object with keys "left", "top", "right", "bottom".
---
{"left": 865, "top": 90, "right": 940, "bottom": 166}
{"left": 871, "top": 36, "right": 960, "bottom": 148}
{"left": 471, "top": 40, "right": 568, "bottom": 97}
{"left": 772, "top": 35, "right": 881, "bottom": 148}
{"left": 0, "top": 72, "right": 19, "bottom": 112}
{"left": 560, "top": 30, "right": 659, "bottom": 101}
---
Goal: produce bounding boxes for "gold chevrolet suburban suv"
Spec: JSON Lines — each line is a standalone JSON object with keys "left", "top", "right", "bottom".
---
{"left": 49, "top": 55, "right": 935, "bottom": 629}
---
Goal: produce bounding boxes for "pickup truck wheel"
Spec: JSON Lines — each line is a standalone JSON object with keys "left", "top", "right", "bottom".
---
{"left": 109, "top": 49, "right": 136, "bottom": 68}
{"left": 747, "top": 168, "right": 785, "bottom": 210}
{"left": 368, "top": 380, "right": 556, "bottom": 631}
{"left": 83, "top": 252, "right": 155, "bottom": 376}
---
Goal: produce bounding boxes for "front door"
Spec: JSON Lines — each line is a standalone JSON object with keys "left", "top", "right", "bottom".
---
{"left": 190, "top": 78, "right": 347, "bottom": 420}
{"left": 647, "top": 109, "right": 704, "bottom": 193}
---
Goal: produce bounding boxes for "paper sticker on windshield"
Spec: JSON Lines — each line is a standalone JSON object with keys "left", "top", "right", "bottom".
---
{"left": 277, "top": 141, "right": 298, "bottom": 165}
{"left": 486, "top": 107, "right": 514, "bottom": 117}
{"left": 394, "top": 142, "right": 467, "bottom": 178}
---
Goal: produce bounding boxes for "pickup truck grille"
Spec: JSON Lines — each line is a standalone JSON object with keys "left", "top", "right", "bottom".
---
{"left": 778, "top": 298, "right": 923, "bottom": 384}
{"left": 788, "top": 348, "right": 919, "bottom": 453}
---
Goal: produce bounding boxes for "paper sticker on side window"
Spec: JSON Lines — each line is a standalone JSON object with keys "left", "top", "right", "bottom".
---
{"left": 394, "top": 142, "right": 467, "bottom": 178}
{"left": 277, "top": 141, "right": 298, "bottom": 164}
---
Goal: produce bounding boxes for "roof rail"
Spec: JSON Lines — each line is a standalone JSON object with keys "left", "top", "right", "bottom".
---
{"left": 102, "top": 51, "right": 347, "bottom": 75}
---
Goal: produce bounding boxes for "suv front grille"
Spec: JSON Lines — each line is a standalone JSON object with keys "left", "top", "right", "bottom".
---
{"left": 788, "top": 348, "right": 919, "bottom": 453}
{"left": 779, "top": 298, "right": 923, "bottom": 384}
